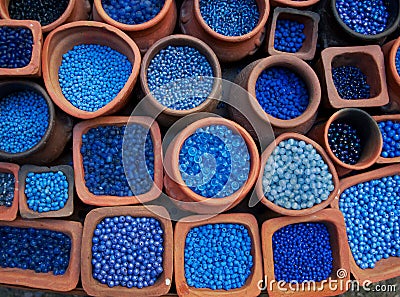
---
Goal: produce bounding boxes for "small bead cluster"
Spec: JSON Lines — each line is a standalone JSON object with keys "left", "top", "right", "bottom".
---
{"left": 0, "top": 226, "right": 71, "bottom": 275}
{"left": 332, "top": 66, "right": 370, "bottom": 100}
{"left": 340, "top": 175, "right": 400, "bottom": 269}
{"left": 185, "top": 223, "right": 253, "bottom": 290}
{"left": 255, "top": 67, "right": 309, "bottom": 120}
{"left": 396, "top": 48, "right": 400, "bottom": 76}
{"left": 8, "top": 0, "right": 69, "bottom": 26}
{"left": 102, "top": 0, "right": 164, "bottom": 25}
{"left": 179, "top": 124, "right": 250, "bottom": 198}
{"left": 59, "top": 44, "right": 132, "bottom": 112}
{"left": 328, "top": 121, "right": 361, "bottom": 165}
{"left": 336, "top": 0, "right": 389, "bottom": 35}
{"left": 25, "top": 171, "right": 69, "bottom": 213}
{"left": 0, "top": 26, "right": 33, "bottom": 68}
{"left": 378, "top": 120, "right": 400, "bottom": 158}
{"left": 147, "top": 45, "right": 214, "bottom": 110}
{"left": 92, "top": 216, "right": 164, "bottom": 288}
{"left": 274, "top": 19, "right": 306, "bottom": 53}
{"left": 0, "top": 90, "right": 49, "bottom": 154}
{"left": 273, "top": 223, "right": 333, "bottom": 282}
{"left": 81, "top": 125, "right": 154, "bottom": 197}
{"left": 199, "top": 0, "right": 260, "bottom": 36}
{"left": 0, "top": 173, "right": 15, "bottom": 208}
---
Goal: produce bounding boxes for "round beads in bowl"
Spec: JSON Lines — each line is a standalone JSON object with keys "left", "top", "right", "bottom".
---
{"left": 378, "top": 120, "right": 400, "bottom": 159}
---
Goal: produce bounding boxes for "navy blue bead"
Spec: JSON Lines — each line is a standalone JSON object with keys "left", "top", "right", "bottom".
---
{"left": 328, "top": 121, "right": 361, "bottom": 165}
{"left": 378, "top": 120, "right": 400, "bottom": 158}
{"left": 332, "top": 66, "right": 370, "bottom": 100}
{"left": 396, "top": 48, "right": 400, "bottom": 76}
{"left": 0, "top": 26, "right": 33, "bottom": 68}
{"left": 274, "top": 19, "right": 306, "bottom": 53}
{"left": 0, "top": 173, "right": 15, "bottom": 208}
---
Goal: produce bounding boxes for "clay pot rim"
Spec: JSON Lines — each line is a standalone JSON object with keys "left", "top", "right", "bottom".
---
{"left": 271, "top": 0, "right": 320, "bottom": 8}
{"left": 73, "top": 116, "right": 163, "bottom": 206}
{"left": 0, "top": 80, "right": 55, "bottom": 159}
{"left": 388, "top": 37, "right": 400, "bottom": 85}
{"left": 140, "top": 34, "right": 222, "bottom": 117}
{"left": 373, "top": 115, "right": 400, "bottom": 164}
{"left": 165, "top": 117, "right": 260, "bottom": 207}
{"left": 42, "top": 21, "right": 141, "bottom": 120}
{"left": 256, "top": 132, "right": 339, "bottom": 216}
{"left": 0, "top": 162, "right": 19, "bottom": 221}
{"left": 247, "top": 55, "right": 321, "bottom": 129}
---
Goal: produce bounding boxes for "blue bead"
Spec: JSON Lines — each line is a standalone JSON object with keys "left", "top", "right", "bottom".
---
{"left": 274, "top": 19, "right": 306, "bottom": 53}
{"left": 0, "top": 173, "right": 15, "bottom": 208}
{"left": 332, "top": 66, "right": 370, "bottom": 100}
{"left": 328, "top": 121, "right": 361, "bottom": 165}
{"left": 378, "top": 120, "right": 400, "bottom": 158}
{"left": 0, "top": 26, "right": 33, "bottom": 68}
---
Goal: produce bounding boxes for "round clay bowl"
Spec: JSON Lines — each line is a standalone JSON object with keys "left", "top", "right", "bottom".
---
{"left": 270, "top": 0, "right": 320, "bottom": 8}
{"left": 42, "top": 21, "right": 141, "bottom": 119}
{"left": 382, "top": 38, "right": 400, "bottom": 110}
{"left": 0, "top": 162, "right": 19, "bottom": 221}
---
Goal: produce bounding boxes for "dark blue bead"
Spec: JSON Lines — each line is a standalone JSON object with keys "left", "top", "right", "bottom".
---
{"left": 328, "top": 121, "right": 361, "bottom": 165}
{"left": 0, "top": 173, "right": 15, "bottom": 208}
{"left": 0, "top": 26, "right": 33, "bottom": 68}
{"left": 332, "top": 66, "right": 370, "bottom": 100}
{"left": 274, "top": 19, "right": 306, "bottom": 53}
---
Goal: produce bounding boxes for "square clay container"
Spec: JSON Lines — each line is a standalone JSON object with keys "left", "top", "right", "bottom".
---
{"left": 73, "top": 116, "right": 163, "bottom": 206}
{"left": 331, "top": 165, "right": 400, "bottom": 283}
{"left": 373, "top": 115, "right": 400, "bottom": 164}
{"left": 81, "top": 205, "right": 173, "bottom": 297}
{"left": 0, "top": 162, "right": 19, "bottom": 221}
{"left": 18, "top": 165, "right": 74, "bottom": 219}
{"left": 174, "top": 213, "right": 263, "bottom": 297}
{"left": 267, "top": 7, "right": 320, "bottom": 60}
{"left": 261, "top": 209, "right": 350, "bottom": 297}
{"left": 0, "top": 19, "right": 42, "bottom": 77}
{"left": 319, "top": 45, "right": 389, "bottom": 109}
{"left": 0, "top": 218, "right": 82, "bottom": 291}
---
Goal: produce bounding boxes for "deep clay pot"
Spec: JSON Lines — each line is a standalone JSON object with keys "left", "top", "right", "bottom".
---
{"left": 0, "top": 162, "right": 19, "bottom": 221}
{"left": 373, "top": 114, "right": 400, "bottom": 164}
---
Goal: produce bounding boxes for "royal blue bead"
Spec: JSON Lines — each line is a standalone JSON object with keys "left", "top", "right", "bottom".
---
{"left": 184, "top": 223, "right": 253, "bottom": 290}
{"left": 0, "top": 90, "right": 49, "bottom": 154}
{"left": 199, "top": 0, "right": 260, "bottom": 36}
{"left": 274, "top": 19, "right": 306, "bottom": 53}
{"left": 328, "top": 121, "right": 361, "bottom": 165}
{"left": 58, "top": 44, "right": 132, "bottom": 112}
{"left": 396, "top": 48, "right": 400, "bottom": 77}
{"left": 332, "top": 66, "right": 370, "bottom": 100}
{"left": 0, "top": 26, "right": 33, "bottom": 68}
{"left": 147, "top": 45, "right": 214, "bottom": 110}
{"left": 0, "top": 226, "right": 71, "bottom": 275}
{"left": 379, "top": 120, "right": 400, "bottom": 158}
{"left": 0, "top": 173, "right": 15, "bottom": 208}
{"left": 179, "top": 124, "right": 250, "bottom": 198}
{"left": 255, "top": 67, "right": 309, "bottom": 120}
{"left": 273, "top": 223, "right": 333, "bottom": 282}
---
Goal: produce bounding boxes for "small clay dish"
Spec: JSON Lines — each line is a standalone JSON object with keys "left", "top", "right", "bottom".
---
{"left": 0, "top": 162, "right": 19, "bottom": 221}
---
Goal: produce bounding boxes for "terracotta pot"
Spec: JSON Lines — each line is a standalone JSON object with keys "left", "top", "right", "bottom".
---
{"left": 81, "top": 205, "right": 173, "bottom": 297}
{"left": 331, "top": 165, "right": 400, "bottom": 283}
{"left": 270, "top": 0, "right": 320, "bottom": 8}
{"left": 261, "top": 209, "right": 350, "bottom": 297}
{"left": 373, "top": 114, "right": 400, "bottom": 164}
{"left": 140, "top": 34, "right": 222, "bottom": 127}
{"left": 317, "top": 45, "right": 389, "bottom": 109}
{"left": 229, "top": 55, "right": 321, "bottom": 138}
{"left": 164, "top": 117, "right": 260, "bottom": 214}
{"left": 266, "top": 8, "right": 319, "bottom": 61}
{"left": 0, "top": 80, "right": 73, "bottom": 164}
{"left": 0, "top": 0, "right": 91, "bottom": 33}
{"left": 73, "top": 116, "right": 163, "bottom": 206}
{"left": 93, "top": 0, "right": 177, "bottom": 53}
{"left": 18, "top": 165, "right": 74, "bottom": 219}
{"left": 0, "top": 162, "right": 19, "bottom": 221}
{"left": 174, "top": 213, "right": 263, "bottom": 297}
{"left": 0, "top": 218, "right": 82, "bottom": 291}
{"left": 42, "top": 21, "right": 141, "bottom": 120}
{"left": 382, "top": 38, "right": 400, "bottom": 112}
{"left": 180, "top": 0, "right": 269, "bottom": 62}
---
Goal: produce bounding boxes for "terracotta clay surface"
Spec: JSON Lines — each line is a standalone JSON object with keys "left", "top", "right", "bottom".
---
{"left": 270, "top": 0, "right": 320, "bottom": 8}
{"left": 331, "top": 165, "right": 400, "bottom": 283}
{"left": 382, "top": 38, "right": 400, "bottom": 112}
{"left": 73, "top": 116, "right": 163, "bottom": 206}
{"left": 42, "top": 21, "right": 141, "bottom": 119}
{"left": 0, "top": 162, "right": 19, "bottom": 221}
{"left": 164, "top": 117, "right": 260, "bottom": 214}
{"left": 261, "top": 209, "right": 350, "bottom": 297}
{"left": 174, "top": 213, "right": 263, "bottom": 297}
{"left": 81, "top": 205, "right": 173, "bottom": 297}
{"left": 0, "top": 218, "right": 82, "bottom": 291}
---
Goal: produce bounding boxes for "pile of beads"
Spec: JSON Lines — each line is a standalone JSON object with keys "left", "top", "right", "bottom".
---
{"left": 147, "top": 45, "right": 213, "bottom": 110}
{"left": 273, "top": 223, "right": 333, "bottom": 282}
{"left": 0, "top": 226, "right": 71, "bottom": 275}
{"left": 262, "top": 138, "right": 335, "bottom": 210}
{"left": 92, "top": 216, "right": 164, "bottom": 288}
{"left": 81, "top": 125, "right": 154, "bottom": 196}
{"left": 332, "top": 66, "right": 370, "bottom": 100}
{"left": 0, "top": 173, "right": 15, "bottom": 208}
{"left": 25, "top": 171, "right": 69, "bottom": 213}
{"left": 8, "top": 0, "right": 69, "bottom": 26}
{"left": 179, "top": 124, "right": 250, "bottom": 198}
{"left": 255, "top": 67, "right": 309, "bottom": 120}
{"left": 0, "top": 26, "right": 33, "bottom": 68}
{"left": 335, "top": 0, "right": 389, "bottom": 35}
{"left": 378, "top": 120, "right": 400, "bottom": 158}
{"left": 0, "top": 90, "right": 49, "bottom": 154}
{"left": 185, "top": 223, "right": 253, "bottom": 290}
{"left": 199, "top": 0, "right": 260, "bottom": 36}
{"left": 274, "top": 19, "right": 306, "bottom": 53}
{"left": 339, "top": 175, "right": 400, "bottom": 269}
{"left": 396, "top": 48, "right": 400, "bottom": 76}
{"left": 102, "top": 0, "right": 164, "bottom": 25}
{"left": 328, "top": 121, "right": 361, "bottom": 165}
{"left": 58, "top": 44, "right": 132, "bottom": 112}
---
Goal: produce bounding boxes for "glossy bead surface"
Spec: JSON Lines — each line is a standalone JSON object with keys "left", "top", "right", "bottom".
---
{"left": 332, "top": 66, "right": 370, "bottom": 100}
{"left": 274, "top": 19, "right": 306, "bottom": 53}
{"left": 328, "top": 121, "right": 361, "bottom": 165}
{"left": 378, "top": 120, "right": 400, "bottom": 158}
{"left": 0, "top": 26, "right": 33, "bottom": 68}
{"left": 396, "top": 48, "right": 400, "bottom": 76}
{"left": 0, "top": 173, "right": 15, "bottom": 208}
